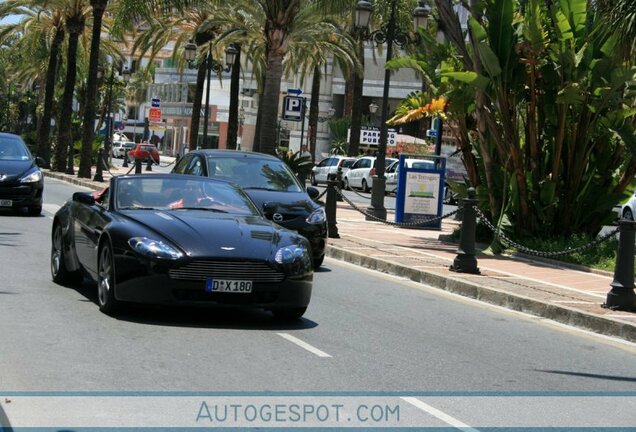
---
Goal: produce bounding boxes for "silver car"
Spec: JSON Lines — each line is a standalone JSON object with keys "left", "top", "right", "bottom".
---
{"left": 310, "top": 156, "right": 355, "bottom": 186}
{"left": 111, "top": 141, "right": 135, "bottom": 158}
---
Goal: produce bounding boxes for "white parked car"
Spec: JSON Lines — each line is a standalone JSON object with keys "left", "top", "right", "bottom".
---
{"left": 621, "top": 191, "right": 636, "bottom": 220}
{"left": 310, "top": 156, "right": 356, "bottom": 186}
{"left": 344, "top": 156, "right": 397, "bottom": 192}
{"left": 111, "top": 141, "right": 135, "bottom": 158}
{"left": 385, "top": 158, "right": 435, "bottom": 194}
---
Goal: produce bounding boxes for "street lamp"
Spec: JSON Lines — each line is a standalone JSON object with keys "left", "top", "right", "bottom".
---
{"left": 355, "top": 0, "right": 430, "bottom": 220}
{"left": 184, "top": 43, "right": 238, "bottom": 149}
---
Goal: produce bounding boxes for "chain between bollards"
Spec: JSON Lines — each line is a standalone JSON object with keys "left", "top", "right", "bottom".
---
{"left": 450, "top": 187, "right": 480, "bottom": 274}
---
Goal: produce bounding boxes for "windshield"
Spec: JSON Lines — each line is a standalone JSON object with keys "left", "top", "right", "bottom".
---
{"left": 115, "top": 176, "right": 260, "bottom": 215}
{"left": 0, "top": 136, "right": 32, "bottom": 161}
{"left": 206, "top": 156, "right": 303, "bottom": 192}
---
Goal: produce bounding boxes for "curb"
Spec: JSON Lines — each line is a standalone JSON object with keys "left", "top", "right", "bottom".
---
{"left": 44, "top": 170, "right": 108, "bottom": 192}
{"left": 326, "top": 245, "right": 636, "bottom": 343}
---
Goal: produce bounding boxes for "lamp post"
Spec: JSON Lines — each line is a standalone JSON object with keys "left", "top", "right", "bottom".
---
{"left": 184, "top": 43, "right": 238, "bottom": 149}
{"left": 355, "top": 0, "right": 430, "bottom": 220}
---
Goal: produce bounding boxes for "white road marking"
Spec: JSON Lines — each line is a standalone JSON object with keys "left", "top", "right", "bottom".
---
{"left": 552, "top": 300, "right": 594, "bottom": 304}
{"left": 43, "top": 203, "right": 61, "bottom": 215}
{"left": 276, "top": 333, "right": 331, "bottom": 358}
{"left": 401, "top": 397, "right": 478, "bottom": 431}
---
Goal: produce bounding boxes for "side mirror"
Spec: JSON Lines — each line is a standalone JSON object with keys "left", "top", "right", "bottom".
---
{"left": 262, "top": 202, "right": 277, "bottom": 217}
{"left": 35, "top": 156, "right": 48, "bottom": 168}
{"left": 306, "top": 186, "right": 320, "bottom": 200}
{"left": 72, "top": 192, "right": 95, "bottom": 206}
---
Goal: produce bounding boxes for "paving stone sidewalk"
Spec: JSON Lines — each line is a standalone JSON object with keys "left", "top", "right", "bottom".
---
{"left": 44, "top": 162, "right": 636, "bottom": 343}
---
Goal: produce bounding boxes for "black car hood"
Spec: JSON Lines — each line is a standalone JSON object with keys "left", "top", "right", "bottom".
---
{"left": 0, "top": 160, "right": 35, "bottom": 180}
{"left": 121, "top": 210, "right": 285, "bottom": 259}
{"left": 242, "top": 189, "right": 318, "bottom": 215}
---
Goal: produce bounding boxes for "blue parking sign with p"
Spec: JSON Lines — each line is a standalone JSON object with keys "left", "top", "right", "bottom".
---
{"left": 283, "top": 96, "right": 304, "bottom": 121}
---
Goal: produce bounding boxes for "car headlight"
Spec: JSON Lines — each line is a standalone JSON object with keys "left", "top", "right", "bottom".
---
{"left": 128, "top": 237, "right": 183, "bottom": 260}
{"left": 275, "top": 245, "right": 310, "bottom": 265}
{"left": 306, "top": 207, "right": 326, "bottom": 224}
{"left": 19, "top": 169, "right": 42, "bottom": 183}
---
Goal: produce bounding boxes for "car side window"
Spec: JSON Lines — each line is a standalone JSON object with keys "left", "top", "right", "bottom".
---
{"left": 173, "top": 155, "right": 191, "bottom": 174}
{"left": 187, "top": 156, "right": 203, "bottom": 176}
{"left": 329, "top": 158, "right": 339, "bottom": 167}
{"left": 318, "top": 158, "right": 329, "bottom": 167}
{"left": 362, "top": 159, "right": 371, "bottom": 169}
{"left": 351, "top": 160, "right": 360, "bottom": 169}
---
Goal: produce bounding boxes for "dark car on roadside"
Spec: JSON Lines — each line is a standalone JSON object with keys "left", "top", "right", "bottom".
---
{"left": 0, "top": 132, "right": 45, "bottom": 216}
{"left": 172, "top": 150, "right": 327, "bottom": 269}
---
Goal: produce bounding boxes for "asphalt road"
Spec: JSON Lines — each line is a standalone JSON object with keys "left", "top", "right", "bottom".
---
{"left": 1, "top": 179, "right": 635, "bottom": 427}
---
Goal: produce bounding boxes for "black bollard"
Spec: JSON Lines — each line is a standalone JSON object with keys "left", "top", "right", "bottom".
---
{"left": 603, "top": 220, "right": 636, "bottom": 311}
{"left": 326, "top": 176, "right": 340, "bottom": 238}
{"left": 122, "top": 150, "right": 129, "bottom": 168}
{"left": 450, "top": 187, "right": 480, "bottom": 274}
{"left": 93, "top": 148, "right": 104, "bottom": 182}
{"left": 335, "top": 168, "right": 343, "bottom": 202}
{"left": 134, "top": 158, "right": 142, "bottom": 174}
{"left": 145, "top": 158, "right": 153, "bottom": 171}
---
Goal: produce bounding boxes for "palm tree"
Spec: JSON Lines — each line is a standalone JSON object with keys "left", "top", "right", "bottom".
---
{"left": 596, "top": 0, "right": 636, "bottom": 58}
{"left": 284, "top": 6, "right": 358, "bottom": 160}
{"left": 0, "top": 1, "right": 67, "bottom": 165}
{"left": 77, "top": 0, "right": 108, "bottom": 178}
{"left": 53, "top": 1, "right": 89, "bottom": 173}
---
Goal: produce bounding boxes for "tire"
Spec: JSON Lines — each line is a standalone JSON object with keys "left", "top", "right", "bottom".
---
{"left": 313, "top": 254, "right": 325, "bottom": 270}
{"left": 51, "top": 223, "right": 83, "bottom": 285}
{"left": 310, "top": 173, "right": 317, "bottom": 186}
{"left": 97, "top": 241, "right": 121, "bottom": 315}
{"left": 28, "top": 206, "right": 42, "bottom": 216}
{"left": 623, "top": 208, "right": 634, "bottom": 221}
{"left": 272, "top": 306, "right": 307, "bottom": 320}
{"left": 361, "top": 178, "right": 370, "bottom": 193}
{"left": 344, "top": 178, "right": 351, "bottom": 190}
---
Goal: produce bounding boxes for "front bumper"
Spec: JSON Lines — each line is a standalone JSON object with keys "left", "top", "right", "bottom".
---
{"left": 0, "top": 181, "right": 43, "bottom": 209}
{"left": 113, "top": 257, "right": 313, "bottom": 309}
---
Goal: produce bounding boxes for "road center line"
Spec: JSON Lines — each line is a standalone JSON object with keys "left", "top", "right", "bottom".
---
{"left": 401, "top": 397, "right": 478, "bottom": 431}
{"left": 276, "top": 333, "right": 331, "bottom": 358}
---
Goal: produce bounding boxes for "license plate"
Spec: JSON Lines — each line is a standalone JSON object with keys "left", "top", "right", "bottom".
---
{"left": 0, "top": 199, "right": 12, "bottom": 207}
{"left": 205, "top": 279, "right": 252, "bottom": 293}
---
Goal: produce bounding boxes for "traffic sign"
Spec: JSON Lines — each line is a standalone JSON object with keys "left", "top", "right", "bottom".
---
{"left": 149, "top": 107, "right": 162, "bottom": 123}
{"left": 151, "top": 98, "right": 161, "bottom": 108}
{"left": 426, "top": 129, "right": 438, "bottom": 138}
{"left": 287, "top": 88, "right": 302, "bottom": 96}
{"left": 118, "top": 123, "right": 126, "bottom": 131}
{"left": 282, "top": 96, "right": 304, "bottom": 121}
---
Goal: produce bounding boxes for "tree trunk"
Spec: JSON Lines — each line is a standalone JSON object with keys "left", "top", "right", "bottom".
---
{"left": 259, "top": 50, "right": 285, "bottom": 156}
{"left": 188, "top": 60, "right": 207, "bottom": 150}
{"left": 54, "top": 28, "right": 81, "bottom": 172}
{"left": 226, "top": 46, "right": 241, "bottom": 150}
{"left": 348, "top": 41, "right": 364, "bottom": 157}
{"left": 36, "top": 27, "right": 64, "bottom": 166}
{"left": 308, "top": 65, "right": 320, "bottom": 161}
{"left": 343, "top": 70, "right": 354, "bottom": 116}
{"left": 253, "top": 87, "right": 265, "bottom": 153}
{"left": 78, "top": 0, "right": 107, "bottom": 178}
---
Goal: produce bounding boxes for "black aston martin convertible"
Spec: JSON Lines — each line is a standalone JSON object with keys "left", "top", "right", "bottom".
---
{"left": 50, "top": 174, "right": 313, "bottom": 319}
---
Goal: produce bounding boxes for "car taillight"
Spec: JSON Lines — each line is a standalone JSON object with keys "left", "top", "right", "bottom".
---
{"left": 370, "top": 167, "right": 375, "bottom": 176}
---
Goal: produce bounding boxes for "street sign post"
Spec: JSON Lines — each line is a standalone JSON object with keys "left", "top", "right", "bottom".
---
{"left": 282, "top": 95, "right": 305, "bottom": 122}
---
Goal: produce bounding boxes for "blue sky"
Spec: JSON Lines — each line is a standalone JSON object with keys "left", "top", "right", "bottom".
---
{"left": 0, "top": 15, "right": 22, "bottom": 25}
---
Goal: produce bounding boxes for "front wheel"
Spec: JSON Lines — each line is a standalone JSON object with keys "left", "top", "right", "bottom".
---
{"left": 97, "top": 242, "right": 121, "bottom": 315}
{"left": 310, "top": 173, "right": 317, "bottom": 186}
{"left": 272, "top": 306, "right": 307, "bottom": 320}
{"left": 344, "top": 178, "right": 351, "bottom": 190}
{"left": 28, "top": 205, "right": 42, "bottom": 216}
{"left": 313, "top": 254, "right": 325, "bottom": 270}
{"left": 51, "top": 223, "right": 83, "bottom": 285}
{"left": 361, "top": 178, "right": 370, "bottom": 193}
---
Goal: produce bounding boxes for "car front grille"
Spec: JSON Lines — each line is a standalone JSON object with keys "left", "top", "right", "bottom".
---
{"left": 168, "top": 260, "right": 285, "bottom": 283}
{"left": 0, "top": 184, "right": 32, "bottom": 197}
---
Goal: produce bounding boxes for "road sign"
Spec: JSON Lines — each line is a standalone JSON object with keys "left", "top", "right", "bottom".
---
{"left": 282, "top": 96, "right": 304, "bottom": 121}
{"left": 118, "top": 123, "right": 126, "bottom": 131}
{"left": 149, "top": 107, "right": 162, "bottom": 123}
{"left": 151, "top": 98, "right": 161, "bottom": 108}
{"left": 287, "top": 88, "right": 302, "bottom": 96}
{"left": 426, "top": 129, "right": 438, "bottom": 138}
{"left": 352, "top": 126, "right": 397, "bottom": 146}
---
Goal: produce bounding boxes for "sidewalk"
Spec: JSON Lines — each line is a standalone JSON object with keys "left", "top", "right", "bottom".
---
{"left": 44, "top": 162, "right": 636, "bottom": 343}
